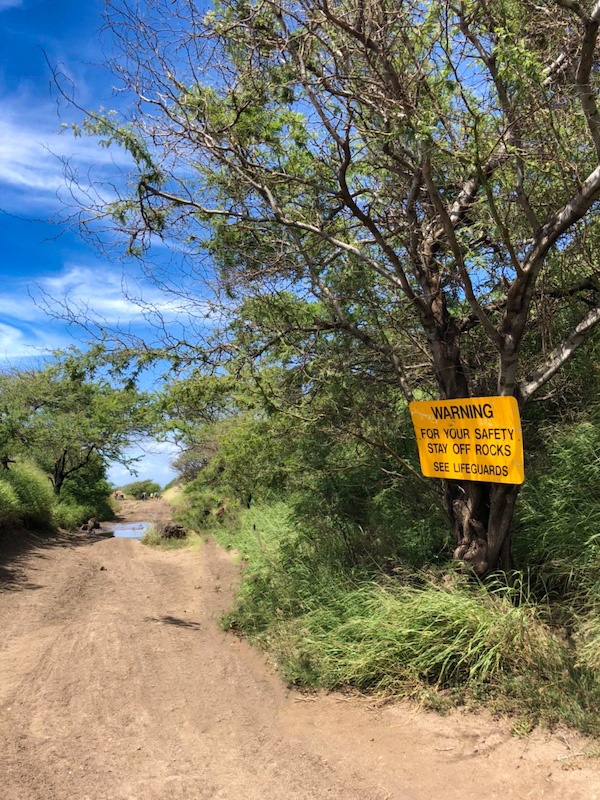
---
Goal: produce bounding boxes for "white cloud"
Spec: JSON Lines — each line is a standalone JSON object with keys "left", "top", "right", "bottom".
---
{"left": 0, "top": 257, "right": 213, "bottom": 367}
{"left": 0, "top": 321, "right": 38, "bottom": 358}
{"left": 0, "top": 108, "right": 133, "bottom": 210}
{"left": 0, "top": 291, "right": 40, "bottom": 323}
{"left": 36, "top": 263, "right": 206, "bottom": 325}
{"left": 0, "top": 1, "right": 25, "bottom": 9}
{"left": 0, "top": 319, "right": 68, "bottom": 360}
{"left": 107, "top": 439, "right": 180, "bottom": 488}
{"left": 0, "top": 263, "right": 196, "bottom": 366}
{"left": 0, "top": 128, "right": 63, "bottom": 193}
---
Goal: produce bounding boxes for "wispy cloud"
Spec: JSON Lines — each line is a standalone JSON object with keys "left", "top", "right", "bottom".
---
{"left": 0, "top": 319, "right": 68, "bottom": 360}
{"left": 0, "top": 259, "right": 209, "bottom": 366}
{"left": 37, "top": 263, "right": 206, "bottom": 325}
{"left": 0, "top": 118, "right": 64, "bottom": 195}
{"left": 0, "top": 61, "right": 212, "bottom": 362}
{"left": 0, "top": 321, "right": 37, "bottom": 358}
{"left": 0, "top": 291, "right": 40, "bottom": 324}
{"left": 0, "top": 256, "right": 77, "bottom": 360}
{"left": 0, "top": 106, "right": 133, "bottom": 211}
{"left": 0, "top": 1, "right": 25, "bottom": 10}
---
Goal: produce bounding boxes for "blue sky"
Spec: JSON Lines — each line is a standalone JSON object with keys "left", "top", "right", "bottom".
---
{"left": 0, "top": 0, "right": 186, "bottom": 486}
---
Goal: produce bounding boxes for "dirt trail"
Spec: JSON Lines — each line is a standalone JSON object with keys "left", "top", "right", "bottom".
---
{"left": 0, "top": 500, "right": 598, "bottom": 800}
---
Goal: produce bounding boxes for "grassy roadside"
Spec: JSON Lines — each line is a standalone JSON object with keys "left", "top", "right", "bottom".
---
{"left": 136, "top": 468, "right": 600, "bottom": 737}
{"left": 175, "top": 499, "right": 600, "bottom": 737}
{"left": 140, "top": 525, "right": 204, "bottom": 552}
{"left": 0, "top": 459, "right": 106, "bottom": 534}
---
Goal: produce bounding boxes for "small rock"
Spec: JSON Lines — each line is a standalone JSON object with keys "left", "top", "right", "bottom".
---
{"left": 155, "top": 522, "right": 188, "bottom": 540}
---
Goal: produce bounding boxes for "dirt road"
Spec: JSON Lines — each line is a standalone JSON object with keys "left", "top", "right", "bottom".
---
{"left": 1, "top": 503, "right": 598, "bottom": 800}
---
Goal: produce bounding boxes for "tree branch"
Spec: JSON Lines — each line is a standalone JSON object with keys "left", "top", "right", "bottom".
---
{"left": 520, "top": 303, "right": 600, "bottom": 401}
{"left": 554, "top": 0, "right": 591, "bottom": 21}
{"left": 422, "top": 157, "right": 502, "bottom": 348}
{"left": 515, "top": 164, "right": 600, "bottom": 299}
{"left": 574, "top": 2, "right": 600, "bottom": 159}
{"left": 305, "top": 254, "right": 416, "bottom": 402}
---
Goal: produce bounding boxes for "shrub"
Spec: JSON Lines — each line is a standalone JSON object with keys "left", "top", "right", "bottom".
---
{"left": 59, "top": 456, "right": 114, "bottom": 521}
{"left": 175, "top": 478, "right": 240, "bottom": 531}
{"left": 0, "top": 478, "right": 21, "bottom": 526}
{"left": 53, "top": 500, "right": 96, "bottom": 530}
{"left": 121, "top": 479, "right": 162, "bottom": 499}
{"left": 141, "top": 524, "right": 194, "bottom": 549}
{"left": 4, "top": 461, "right": 54, "bottom": 528}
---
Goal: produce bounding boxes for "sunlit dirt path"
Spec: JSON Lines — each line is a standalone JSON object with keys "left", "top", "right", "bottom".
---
{"left": 0, "top": 505, "right": 598, "bottom": 800}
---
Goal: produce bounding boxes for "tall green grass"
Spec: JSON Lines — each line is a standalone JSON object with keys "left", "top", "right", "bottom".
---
{"left": 52, "top": 500, "right": 96, "bottom": 530}
{"left": 273, "top": 582, "right": 550, "bottom": 689}
{"left": 0, "top": 461, "right": 54, "bottom": 529}
{"left": 0, "top": 479, "right": 21, "bottom": 526}
{"left": 216, "top": 502, "right": 351, "bottom": 633}
{"left": 210, "top": 500, "right": 600, "bottom": 734}
{"left": 265, "top": 578, "right": 600, "bottom": 730}
{"left": 180, "top": 419, "right": 600, "bottom": 734}
{"left": 515, "top": 422, "right": 600, "bottom": 574}
{"left": 513, "top": 421, "right": 600, "bottom": 687}
{"left": 0, "top": 460, "right": 112, "bottom": 533}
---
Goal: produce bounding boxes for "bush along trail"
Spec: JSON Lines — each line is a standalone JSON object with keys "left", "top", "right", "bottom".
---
{"left": 174, "top": 472, "right": 600, "bottom": 739}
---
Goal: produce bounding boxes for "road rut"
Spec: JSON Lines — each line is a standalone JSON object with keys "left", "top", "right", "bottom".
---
{"left": 1, "top": 527, "right": 598, "bottom": 799}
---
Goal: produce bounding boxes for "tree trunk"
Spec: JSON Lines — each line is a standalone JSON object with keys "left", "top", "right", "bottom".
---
{"left": 52, "top": 450, "right": 67, "bottom": 497}
{"left": 423, "top": 303, "right": 522, "bottom": 575}
{"left": 446, "top": 479, "right": 520, "bottom": 574}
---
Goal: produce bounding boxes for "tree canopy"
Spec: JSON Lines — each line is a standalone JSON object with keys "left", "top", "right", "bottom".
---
{"left": 0, "top": 361, "right": 149, "bottom": 495}
{"left": 68, "top": 0, "right": 600, "bottom": 572}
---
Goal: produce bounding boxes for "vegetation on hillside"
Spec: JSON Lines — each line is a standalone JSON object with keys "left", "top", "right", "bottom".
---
{"left": 0, "top": 461, "right": 54, "bottom": 531}
{"left": 119, "top": 479, "right": 162, "bottom": 499}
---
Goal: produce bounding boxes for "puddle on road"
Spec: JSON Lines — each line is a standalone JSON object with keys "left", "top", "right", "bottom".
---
{"left": 111, "top": 521, "right": 151, "bottom": 539}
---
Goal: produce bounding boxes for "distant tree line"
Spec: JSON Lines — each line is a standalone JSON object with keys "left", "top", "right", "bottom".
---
{"left": 0, "top": 356, "right": 150, "bottom": 529}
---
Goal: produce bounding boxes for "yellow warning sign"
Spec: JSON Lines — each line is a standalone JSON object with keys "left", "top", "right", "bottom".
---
{"left": 409, "top": 396, "right": 524, "bottom": 485}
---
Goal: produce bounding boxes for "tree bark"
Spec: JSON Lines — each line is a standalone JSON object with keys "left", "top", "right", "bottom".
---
{"left": 429, "top": 329, "right": 520, "bottom": 576}
{"left": 52, "top": 450, "right": 67, "bottom": 496}
{"left": 447, "top": 480, "right": 519, "bottom": 575}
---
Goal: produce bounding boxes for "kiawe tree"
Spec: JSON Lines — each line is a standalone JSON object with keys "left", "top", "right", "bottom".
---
{"left": 0, "top": 363, "right": 148, "bottom": 496}
{"left": 71, "top": 0, "right": 600, "bottom": 572}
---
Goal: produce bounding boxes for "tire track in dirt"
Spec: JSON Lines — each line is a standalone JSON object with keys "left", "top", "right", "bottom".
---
{"left": 0, "top": 533, "right": 390, "bottom": 800}
{"left": 0, "top": 521, "right": 598, "bottom": 800}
